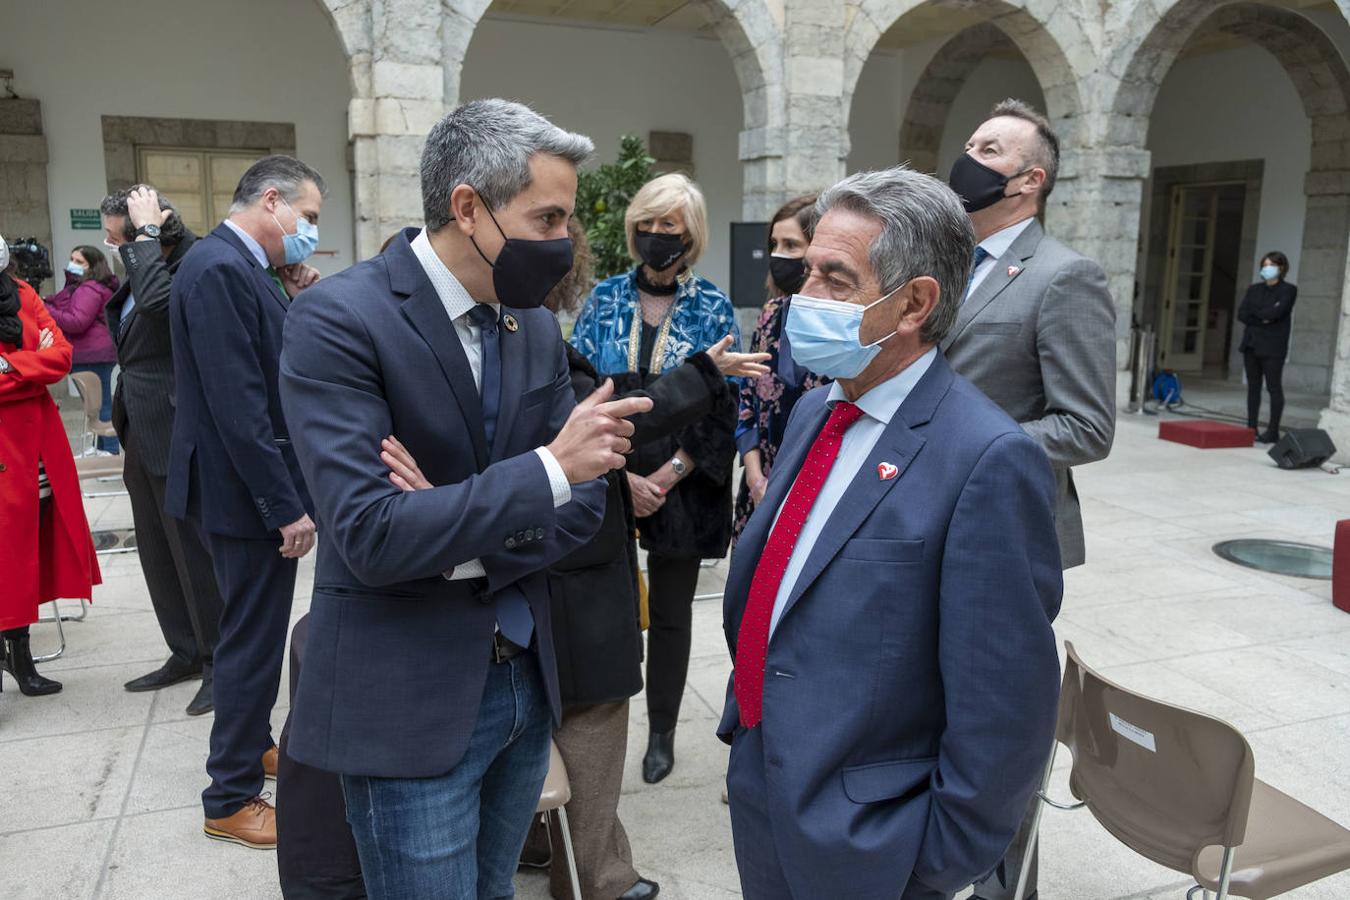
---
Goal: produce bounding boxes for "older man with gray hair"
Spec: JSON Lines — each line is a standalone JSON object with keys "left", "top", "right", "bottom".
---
{"left": 719, "top": 164, "right": 1063, "bottom": 899}
{"left": 279, "top": 99, "right": 646, "bottom": 896}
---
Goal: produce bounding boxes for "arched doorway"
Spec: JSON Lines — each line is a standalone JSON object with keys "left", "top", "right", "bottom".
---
{"left": 1111, "top": 2, "right": 1350, "bottom": 404}
{"left": 457, "top": 0, "right": 777, "bottom": 335}
{"left": 842, "top": 0, "right": 1084, "bottom": 183}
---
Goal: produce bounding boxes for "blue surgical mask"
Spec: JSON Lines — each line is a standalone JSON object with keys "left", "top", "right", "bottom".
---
{"left": 1260, "top": 265, "right": 1280, "bottom": 282}
{"left": 784, "top": 287, "right": 901, "bottom": 379}
{"left": 66, "top": 262, "right": 86, "bottom": 277}
{"left": 273, "top": 198, "right": 319, "bottom": 265}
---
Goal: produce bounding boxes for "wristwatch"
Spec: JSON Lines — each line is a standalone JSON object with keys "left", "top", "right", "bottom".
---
{"left": 135, "top": 223, "right": 162, "bottom": 240}
{"left": 668, "top": 455, "right": 688, "bottom": 477}
{"left": 0, "top": 357, "right": 11, "bottom": 374}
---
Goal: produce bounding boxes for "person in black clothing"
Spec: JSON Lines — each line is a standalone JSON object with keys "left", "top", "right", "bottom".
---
{"left": 1238, "top": 250, "right": 1297, "bottom": 443}
{"left": 101, "top": 186, "right": 226, "bottom": 717}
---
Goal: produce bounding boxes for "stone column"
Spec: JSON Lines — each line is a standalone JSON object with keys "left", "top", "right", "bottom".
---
{"left": 1289, "top": 171, "right": 1350, "bottom": 395}
{"left": 1047, "top": 141, "right": 1152, "bottom": 395}
{"left": 1318, "top": 203, "right": 1350, "bottom": 463}
{"left": 0, "top": 98, "right": 51, "bottom": 264}
{"left": 343, "top": 0, "right": 448, "bottom": 259}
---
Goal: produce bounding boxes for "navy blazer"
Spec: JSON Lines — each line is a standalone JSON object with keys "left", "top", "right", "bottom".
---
{"left": 719, "top": 352, "right": 1063, "bottom": 898}
{"left": 278, "top": 228, "right": 606, "bottom": 778}
{"left": 165, "top": 223, "right": 311, "bottom": 537}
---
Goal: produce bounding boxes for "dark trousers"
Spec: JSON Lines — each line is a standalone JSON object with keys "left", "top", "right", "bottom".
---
{"left": 200, "top": 530, "right": 297, "bottom": 819}
{"left": 1244, "top": 351, "right": 1286, "bottom": 435}
{"left": 278, "top": 615, "right": 366, "bottom": 899}
{"left": 644, "top": 553, "right": 702, "bottom": 734}
{"left": 123, "top": 431, "right": 222, "bottom": 672}
{"left": 71, "top": 362, "right": 119, "bottom": 453}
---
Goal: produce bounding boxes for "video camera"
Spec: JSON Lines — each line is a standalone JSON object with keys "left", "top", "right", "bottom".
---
{"left": 5, "top": 237, "right": 54, "bottom": 290}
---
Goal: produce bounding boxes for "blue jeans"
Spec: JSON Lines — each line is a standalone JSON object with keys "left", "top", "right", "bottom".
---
{"left": 70, "top": 362, "right": 119, "bottom": 454}
{"left": 341, "top": 652, "right": 551, "bottom": 900}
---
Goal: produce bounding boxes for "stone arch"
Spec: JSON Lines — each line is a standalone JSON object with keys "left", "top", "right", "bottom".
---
{"left": 444, "top": 0, "right": 778, "bottom": 132}
{"left": 1107, "top": 1, "right": 1350, "bottom": 398}
{"left": 843, "top": 0, "right": 1087, "bottom": 147}
{"left": 897, "top": 23, "right": 1018, "bottom": 174}
{"left": 312, "top": 0, "right": 373, "bottom": 96}
{"left": 1106, "top": 1, "right": 1350, "bottom": 164}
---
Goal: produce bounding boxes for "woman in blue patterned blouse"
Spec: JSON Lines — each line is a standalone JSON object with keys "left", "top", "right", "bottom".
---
{"left": 570, "top": 172, "right": 740, "bottom": 785}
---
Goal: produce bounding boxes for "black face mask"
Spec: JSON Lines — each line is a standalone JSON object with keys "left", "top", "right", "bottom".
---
{"left": 635, "top": 230, "right": 687, "bottom": 271}
{"left": 768, "top": 255, "right": 807, "bottom": 295}
{"left": 471, "top": 202, "right": 574, "bottom": 309}
{"left": 948, "top": 153, "right": 1028, "bottom": 213}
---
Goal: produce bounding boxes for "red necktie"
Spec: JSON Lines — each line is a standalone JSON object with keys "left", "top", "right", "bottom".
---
{"left": 735, "top": 401, "right": 865, "bottom": 728}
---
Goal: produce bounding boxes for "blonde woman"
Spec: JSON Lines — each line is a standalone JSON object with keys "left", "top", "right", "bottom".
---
{"left": 570, "top": 173, "right": 740, "bottom": 784}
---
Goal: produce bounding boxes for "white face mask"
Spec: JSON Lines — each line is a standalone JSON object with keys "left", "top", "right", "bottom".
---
{"left": 782, "top": 287, "right": 901, "bottom": 379}
{"left": 1259, "top": 265, "right": 1281, "bottom": 282}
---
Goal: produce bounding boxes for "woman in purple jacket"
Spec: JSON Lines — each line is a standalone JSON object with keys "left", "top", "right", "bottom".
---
{"left": 44, "top": 245, "right": 120, "bottom": 452}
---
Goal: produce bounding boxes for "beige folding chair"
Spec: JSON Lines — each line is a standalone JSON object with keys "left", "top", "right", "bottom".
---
{"left": 68, "top": 372, "right": 128, "bottom": 499}
{"left": 1017, "top": 642, "right": 1350, "bottom": 899}
{"left": 68, "top": 371, "right": 117, "bottom": 455}
{"left": 536, "top": 740, "right": 583, "bottom": 900}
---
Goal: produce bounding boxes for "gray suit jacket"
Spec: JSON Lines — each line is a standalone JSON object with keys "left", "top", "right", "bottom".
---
{"left": 941, "top": 218, "right": 1115, "bottom": 568}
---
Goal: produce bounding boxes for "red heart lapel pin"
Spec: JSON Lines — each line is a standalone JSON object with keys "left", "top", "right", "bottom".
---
{"left": 877, "top": 462, "right": 898, "bottom": 481}
{"left": 1007, "top": 265, "right": 1021, "bottom": 278}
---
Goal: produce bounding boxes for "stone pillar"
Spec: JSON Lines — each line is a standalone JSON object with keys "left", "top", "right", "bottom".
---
{"left": 1318, "top": 201, "right": 1350, "bottom": 463}
{"left": 1048, "top": 142, "right": 1151, "bottom": 392}
{"left": 343, "top": 0, "right": 448, "bottom": 259}
{"left": 0, "top": 98, "right": 51, "bottom": 264}
{"left": 1289, "top": 170, "right": 1350, "bottom": 394}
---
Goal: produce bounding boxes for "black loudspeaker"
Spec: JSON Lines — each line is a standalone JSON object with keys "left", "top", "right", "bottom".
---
{"left": 729, "top": 222, "right": 770, "bottom": 308}
{"left": 1268, "top": 428, "right": 1336, "bottom": 469}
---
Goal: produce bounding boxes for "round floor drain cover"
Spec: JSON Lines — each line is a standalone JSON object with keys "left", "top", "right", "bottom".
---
{"left": 1212, "top": 539, "right": 1333, "bottom": 580}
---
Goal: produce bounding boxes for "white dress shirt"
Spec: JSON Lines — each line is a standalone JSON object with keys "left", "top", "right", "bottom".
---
{"left": 223, "top": 219, "right": 270, "bottom": 269}
{"left": 967, "top": 216, "right": 1035, "bottom": 298}
{"left": 766, "top": 347, "right": 937, "bottom": 637}
{"left": 409, "top": 229, "right": 572, "bottom": 581}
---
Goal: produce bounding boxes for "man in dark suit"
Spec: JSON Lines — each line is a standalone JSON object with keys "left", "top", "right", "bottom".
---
{"left": 100, "top": 185, "right": 223, "bottom": 717}
{"left": 167, "top": 155, "right": 324, "bottom": 850}
{"left": 279, "top": 99, "right": 643, "bottom": 897}
{"left": 944, "top": 100, "right": 1117, "bottom": 900}
{"left": 720, "top": 166, "right": 1063, "bottom": 900}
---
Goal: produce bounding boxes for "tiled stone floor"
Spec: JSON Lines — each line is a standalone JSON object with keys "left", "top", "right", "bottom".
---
{"left": 3, "top": 409, "right": 1349, "bottom": 899}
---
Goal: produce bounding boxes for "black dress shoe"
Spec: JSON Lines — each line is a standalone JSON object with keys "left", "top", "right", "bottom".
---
{"left": 1258, "top": 430, "right": 1280, "bottom": 445}
{"left": 185, "top": 674, "right": 214, "bottom": 716}
{"left": 124, "top": 658, "right": 202, "bottom": 692}
{"left": 618, "top": 877, "right": 659, "bottom": 899}
{"left": 642, "top": 729, "right": 675, "bottom": 784}
{"left": 2, "top": 633, "right": 63, "bottom": 696}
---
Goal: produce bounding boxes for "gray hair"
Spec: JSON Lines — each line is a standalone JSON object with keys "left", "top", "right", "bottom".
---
{"left": 816, "top": 165, "right": 976, "bottom": 345}
{"left": 421, "top": 98, "right": 595, "bottom": 231}
{"left": 229, "top": 155, "right": 328, "bottom": 213}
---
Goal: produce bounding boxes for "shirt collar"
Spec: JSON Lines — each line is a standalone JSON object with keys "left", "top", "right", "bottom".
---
{"left": 222, "top": 219, "right": 270, "bottom": 270}
{"left": 977, "top": 216, "right": 1035, "bottom": 261}
{"left": 410, "top": 228, "right": 496, "bottom": 322}
{"left": 826, "top": 346, "right": 937, "bottom": 425}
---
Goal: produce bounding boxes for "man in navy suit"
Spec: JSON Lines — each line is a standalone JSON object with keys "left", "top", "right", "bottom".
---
{"left": 166, "top": 155, "right": 325, "bottom": 849}
{"left": 278, "top": 99, "right": 646, "bottom": 898}
{"left": 720, "top": 166, "right": 1064, "bottom": 900}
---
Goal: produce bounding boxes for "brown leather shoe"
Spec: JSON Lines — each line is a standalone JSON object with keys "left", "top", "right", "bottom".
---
{"left": 203, "top": 796, "right": 277, "bottom": 849}
{"left": 262, "top": 745, "right": 278, "bottom": 781}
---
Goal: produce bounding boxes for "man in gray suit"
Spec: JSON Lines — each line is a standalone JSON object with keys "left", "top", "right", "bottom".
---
{"left": 944, "top": 100, "right": 1116, "bottom": 900}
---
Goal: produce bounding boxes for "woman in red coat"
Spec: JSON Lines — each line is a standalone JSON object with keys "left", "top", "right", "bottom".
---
{"left": 0, "top": 245, "right": 101, "bottom": 697}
